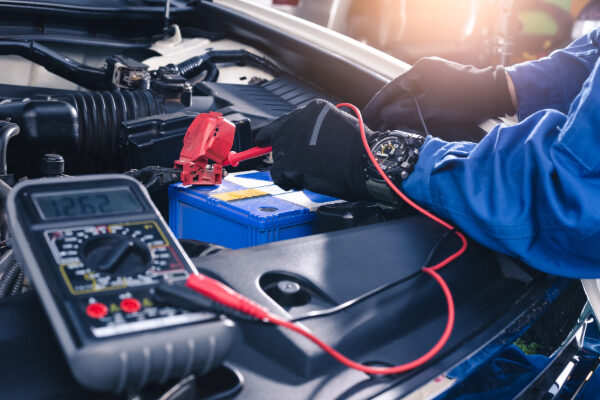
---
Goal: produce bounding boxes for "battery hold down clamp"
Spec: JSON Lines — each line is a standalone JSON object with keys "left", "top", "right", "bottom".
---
{"left": 174, "top": 111, "right": 272, "bottom": 185}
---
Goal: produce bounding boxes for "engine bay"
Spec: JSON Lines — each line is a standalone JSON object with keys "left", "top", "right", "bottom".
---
{"left": 0, "top": 31, "right": 329, "bottom": 177}
{"left": 0, "top": 2, "right": 578, "bottom": 399}
{"left": 0, "top": 28, "right": 362, "bottom": 245}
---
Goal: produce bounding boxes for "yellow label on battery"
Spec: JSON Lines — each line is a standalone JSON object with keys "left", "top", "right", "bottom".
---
{"left": 211, "top": 188, "right": 269, "bottom": 202}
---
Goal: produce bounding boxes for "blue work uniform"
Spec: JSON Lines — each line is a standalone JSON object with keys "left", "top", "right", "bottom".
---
{"left": 402, "top": 29, "right": 600, "bottom": 278}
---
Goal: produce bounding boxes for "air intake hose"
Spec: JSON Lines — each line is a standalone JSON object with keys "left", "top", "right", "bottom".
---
{"left": 0, "top": 90, "right": 164, "bottom": 159}
{"left": 56, "top": 90, "right": 163, "bottom": 158}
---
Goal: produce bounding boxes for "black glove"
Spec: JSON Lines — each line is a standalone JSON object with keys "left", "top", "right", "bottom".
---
{"left": 255, "top": 99, "right": 379, "bottom": 201}
{"left": 363, "top": 57, "right": 515, "bottom": 131}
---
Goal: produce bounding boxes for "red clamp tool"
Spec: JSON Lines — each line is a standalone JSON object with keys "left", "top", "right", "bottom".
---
{"left": 174, "top": 112, "right": 272, "bottom": 185}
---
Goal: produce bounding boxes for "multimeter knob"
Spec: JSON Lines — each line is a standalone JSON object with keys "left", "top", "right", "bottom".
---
{"left": 81, "top": 234, "right": 151, "bottom": 275}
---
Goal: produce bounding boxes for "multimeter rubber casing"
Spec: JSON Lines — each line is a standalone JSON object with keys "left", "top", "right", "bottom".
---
{"left": 7, "top": 175, "right": 237, "bottom": 393}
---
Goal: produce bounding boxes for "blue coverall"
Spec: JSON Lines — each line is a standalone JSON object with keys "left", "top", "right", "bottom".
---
{"left": 402, "top": 29, "right": 600, "bottom": 278}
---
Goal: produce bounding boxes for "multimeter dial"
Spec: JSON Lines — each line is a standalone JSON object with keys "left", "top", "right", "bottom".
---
{"left": 46, "top": 221, "right": 186, "bottom": 295}
{"left": 81, "top": 234, "right": 150, "bottom": 275}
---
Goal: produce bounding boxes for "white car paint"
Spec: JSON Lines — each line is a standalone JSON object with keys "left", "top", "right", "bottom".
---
{"left": 213, "top": 0, "right": 410, "bottom": 80}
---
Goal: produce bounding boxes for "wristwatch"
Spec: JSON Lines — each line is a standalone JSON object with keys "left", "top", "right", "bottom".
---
{"left": 365, "top": 130, "right": 425, "bottom": 204}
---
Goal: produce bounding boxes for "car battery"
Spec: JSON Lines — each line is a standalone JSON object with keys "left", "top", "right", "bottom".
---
{"left": 168, "top": 170, "right": 343, "bottom": 249}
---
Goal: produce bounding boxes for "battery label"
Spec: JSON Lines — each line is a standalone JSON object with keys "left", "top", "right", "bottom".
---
{"left": 217, "top": 171, "right": 343, "bottom": 211}
{"left": 211, "top": 188, "right": 269, "bottom": 202}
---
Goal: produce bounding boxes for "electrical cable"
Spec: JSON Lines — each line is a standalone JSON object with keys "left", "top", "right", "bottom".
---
{"left": 176, "top": 50, "right": 282, "bottom": 82}
{"left": 125, "top": 166, "right": 181, "bottom": 192}
{"left": 0, "top": 40, "right": 108, "bottom": 90}
{"left": 270, "top": 103, "right": 464, "bottom": 374}
{"left": 338, "top": 101, "right": 468, "bottom": 272}
{"left": 290, "top": 229, "right": 454, "bottom": 323}
{"left": 290, "top": 270, "right": 420, "bottom": 323}
{"left": 408, "top": 93, "right": 430, "bottom": 137}
{"left": 184, "top": 100, "right": 468, "bottom": 376}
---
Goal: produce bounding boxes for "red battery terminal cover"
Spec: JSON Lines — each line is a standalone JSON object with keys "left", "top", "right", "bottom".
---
{"left": 174, "top": 112, "right": 272, "bottom": 186}
{"left": 174, "top": 112, "right": 235, "bottom": 186}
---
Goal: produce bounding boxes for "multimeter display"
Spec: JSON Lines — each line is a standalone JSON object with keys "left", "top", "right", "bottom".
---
{"left": 32, "top": 188, "right": 141, "bottom": 220}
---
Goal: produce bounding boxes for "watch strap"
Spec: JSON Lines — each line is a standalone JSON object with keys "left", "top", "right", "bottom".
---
{"left": 366, "top": 179, "right": 401, "bottom": 205}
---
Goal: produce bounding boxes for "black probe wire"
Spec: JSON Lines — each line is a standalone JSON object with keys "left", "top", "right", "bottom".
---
{"left": 201, "top": 228, "right": 452, "bottom": 326}
{"left": 181, "top": 95, "right": 465, "bottom": 376}
{"left": 409, "top": 93, "right": 430, "bottom": 136}
{"left": 170, "top": 93, "right": 447, "bottom": 327}
{"left": 362, "top": 95, "right": 462, "bottom": 398}
{"left": 290, "top": 94, "right": 447, "bottom": 324}
{"left": 290, "top": 229, "right": 454, "bottom": 323}
{"left": 189, "top": 93, "right": 450, "bottom": 330}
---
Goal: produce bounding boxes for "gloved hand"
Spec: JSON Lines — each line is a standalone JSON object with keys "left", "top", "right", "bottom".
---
{"left": 363, "top": 57, "right": 515, "bottom": 131}
{"left": 254, "top": 99, "right": 378, "bottom": 201}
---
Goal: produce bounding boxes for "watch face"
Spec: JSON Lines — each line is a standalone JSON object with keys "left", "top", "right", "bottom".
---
{"left": 370, "top": 136, "right": 406, "bottom": 172}
{"left": 366, "top": 131, "right": 424, "bottom": 189}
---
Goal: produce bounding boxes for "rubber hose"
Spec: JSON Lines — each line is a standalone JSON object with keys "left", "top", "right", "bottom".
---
{"left": 0, "top": 176, "right": 11, "bottom": 200}
{"left": 0, "top": 160, "right": 12, "bottom": 242}
{"left": 0, "top": 249, "right": 14, "bottom": 273}
{"left": 0, "top": 121, "right": 20, "bottom": 176}
{"left": 56, "top": 90, "right": 164, "bottom": 158}
{"left": 203, "top": 62, "right": 220, "bottom": 82}
{"left": 0, "top": 261, "right": 20, "bottom": 298}
{"left": 9, "top": 269, "right": 24, "bottom": 296}
{"left": 177, "top": 49, "right": 281, "bottom": 81}
{"left": 0, "top": 90, "right": 165, "bottom": 161}
{"left": 0, "top": 40, "right": 107, "bottom": 90}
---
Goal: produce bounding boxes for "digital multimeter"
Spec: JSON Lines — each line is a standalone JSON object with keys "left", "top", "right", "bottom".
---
{"left": 7, "top": 175, "right": 237, "bottom": 393}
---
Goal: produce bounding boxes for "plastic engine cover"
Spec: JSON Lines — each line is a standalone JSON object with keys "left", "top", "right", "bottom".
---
{"left": 189, "top": 216, "right": 539, "bottom": 398}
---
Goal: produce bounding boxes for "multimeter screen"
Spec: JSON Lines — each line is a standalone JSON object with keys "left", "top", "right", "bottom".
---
{"left": 32, "top": 188, "right": 141, "bottom": 220}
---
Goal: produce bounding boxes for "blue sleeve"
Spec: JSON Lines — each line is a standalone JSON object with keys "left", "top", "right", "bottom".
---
{"left": 506, "top": 29, "right": 600, "bottom": 121}
{"left": 402, "top": 57, "right": 600, "bottom": 279}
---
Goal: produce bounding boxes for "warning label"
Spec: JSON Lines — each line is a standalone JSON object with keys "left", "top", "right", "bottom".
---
{"left": 211, "top": 188, "right": 269, "bottom": 202}
{"left": 210, "top": 171, "right": 343, "bottom": 211}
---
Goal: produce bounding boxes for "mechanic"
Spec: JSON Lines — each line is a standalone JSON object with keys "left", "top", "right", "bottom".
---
{"left": 255, "top": 29, "right": 600, "bottom": 279}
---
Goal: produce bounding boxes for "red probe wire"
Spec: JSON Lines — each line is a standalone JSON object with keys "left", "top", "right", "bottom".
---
{"left": 186, "top": 102, "right": 468, "bottom": 375}
{"left": 336, "top": 102, "right": 468, "bottom": 272}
